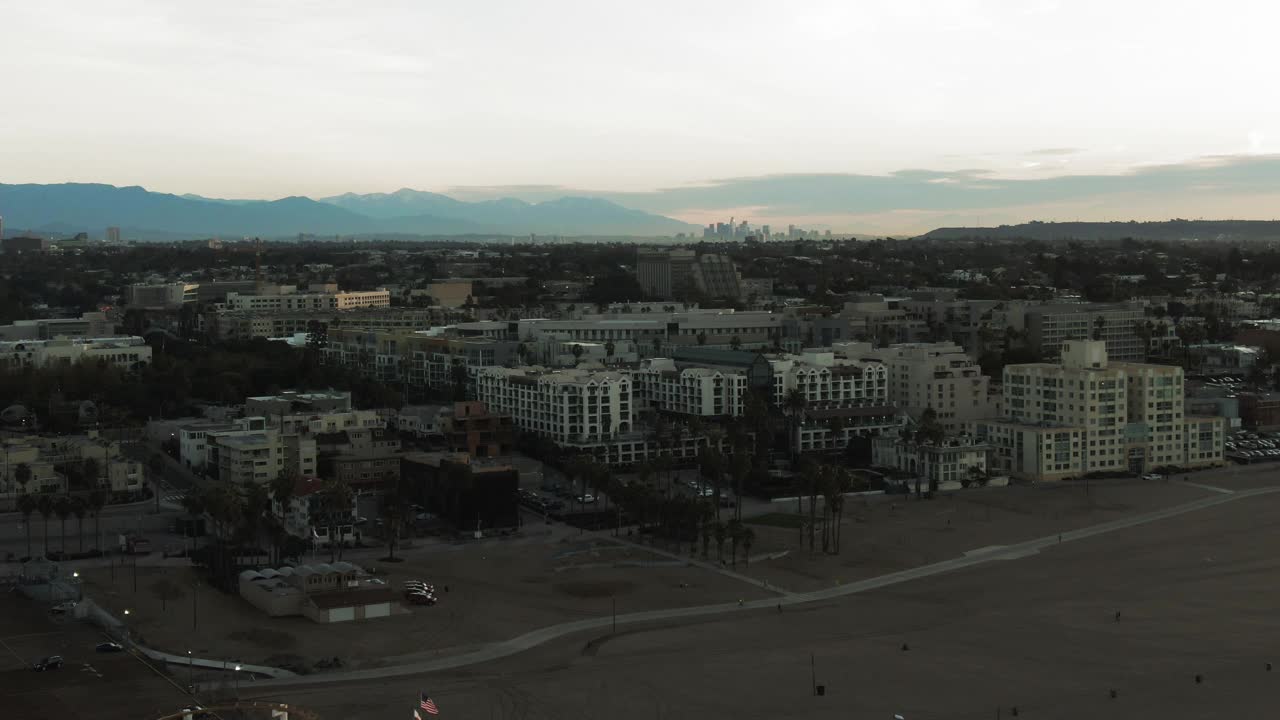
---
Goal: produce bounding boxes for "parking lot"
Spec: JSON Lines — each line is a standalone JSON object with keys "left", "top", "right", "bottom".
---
{"left": 1224, "top": 429, "right": 1280, "bottom": 463}
{"left": 0, "top": 593, "right": 192, "bottom": 720}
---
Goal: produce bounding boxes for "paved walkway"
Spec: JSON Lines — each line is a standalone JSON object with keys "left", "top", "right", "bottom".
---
{"left": 608, "top": 535, "right": 801, "bottom": 598}
{"left": 242, "top": 484, "right": 1280, "bottom": 691}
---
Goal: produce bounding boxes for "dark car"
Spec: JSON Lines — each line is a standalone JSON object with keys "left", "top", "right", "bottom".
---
{"left": 33, "top": 655, "right": 64, "bottom": 671}
{"left": 96, "top": 642, "right": 124, "bottom": 653}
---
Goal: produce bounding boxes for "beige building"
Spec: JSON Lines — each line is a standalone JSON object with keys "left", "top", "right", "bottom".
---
{"left": 206, "top": 417, "right": 317, "bottom": 485}
{"left": 854, "top": 341, "right": 993, "bottom": 431}
{"left": 0, "top": 336, "right": 151, "bottom": 372}
{"left": 223, "top": 288, "right": 390, "bottom": 312}
{"left": 973, "top": 340, "right": 1224, "bottom": 481}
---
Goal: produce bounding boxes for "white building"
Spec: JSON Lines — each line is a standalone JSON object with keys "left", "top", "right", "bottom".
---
{"left": 0, "top": 336, "right": 152, "bottom": 372}
{"left": 475, "top": 367, "right": 634, "bottom": 445}
{"left": 972, "top": 340, "right": 1224, "bottom": 481}
{"left": 872, "top": 435, "right": 990, "bottom": 489}
{"left": 632, "top": 359, "right": 750, "bottom": 417}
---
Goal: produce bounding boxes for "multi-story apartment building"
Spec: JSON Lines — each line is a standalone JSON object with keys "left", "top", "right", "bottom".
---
{"left": 126, "top": 282, "right": 200, "bottom": 310}
{"left": 855, "top": 341, "right": 992, "bottom": 431}
{"left": 204, "top": 417, "right": 317, "bottom": 484}
{"left": 223, "top": 288, "right": 390, "bottom": 312}
{"left": 517, "top": 310, "right": 781, "bottom": 356}
{"left": 1, "top": 433, "right": 144, "bottom": 502}
{"left": 0, "top": 336, "right": 152, "bottom": 372}
{"left": 973, "top": 340, "right": 1224, "bottom": 481}
{"left": 323, "top": 327, "right": 516, "bottom": 396}
{"left": 1023, "top": 303, "right": 1150, "bottom": 363}
{"left": 475, "top": 367, "right": 634, "bottom": 446}
{"left": 206, "top": 307, "right": 466, "bottom": 342}
{"left": 632, "top": 359, "right": 751, "bottom": 417}
{"left": 0, "top": 312, "right": 114, "bottom": 341}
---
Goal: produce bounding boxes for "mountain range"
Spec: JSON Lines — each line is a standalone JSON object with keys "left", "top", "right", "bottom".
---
{"left": 921, "top": 220, "right": 1280, "bottom": 243}
{"left": 0, "top": 183, "right": 697, "bottom": 239}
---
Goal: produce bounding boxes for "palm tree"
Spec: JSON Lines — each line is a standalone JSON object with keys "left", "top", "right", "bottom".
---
{"left": 380, "top": 497, "right": 403, "bottom": 561}
{"left": 72, "top": 496, "right": 87, "bottom": 552}
{"left": 14, "top": 462, "right": 32, "bottom": 496}
{"left": 785, "top": 388, "right": 808, "bottom": 460}
{"left": 830, "top": 467, "right": 851, "bottom": 554}
{"left": 696, "top": 331, "right": 708, "bottom": 346}
{"left": 53, "top": 496, "right": 72, "bottom": 554}
{"left": 740, "top": 526, "right": 756, "bottom": 566}
{"left": 81, "top": 457, "right": 101, "bottom": 492}
{"left": 729, "top": 335, "right": 742, "bottom": 351}
{"left": 36, "top": 494, "right": 54, "bottom": 557}
{"left": 180, "top": 490, "right": 206, "bottom": 552}
{"left": 87, "top": 490, "right": 105, "bottom": 552}
{"left": 713, "top": 521, "right": 727, "bottom": 563}
{"left": 16, "top": 494, "right": 36, "bottom": 558}
{"left": 320, "top": 480, "right": 354, "bottom": 561}
{"left": 727, "top": 519, "right": 745, "bottom": 568}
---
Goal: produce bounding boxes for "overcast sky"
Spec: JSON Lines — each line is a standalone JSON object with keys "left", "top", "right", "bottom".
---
{"left": 3, "top": 0, "right": 1279, "bottom": 233}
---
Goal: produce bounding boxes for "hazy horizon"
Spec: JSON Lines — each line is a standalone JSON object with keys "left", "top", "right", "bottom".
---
{"left": 4, "top": 1, "right": 1279, "bottom": 234}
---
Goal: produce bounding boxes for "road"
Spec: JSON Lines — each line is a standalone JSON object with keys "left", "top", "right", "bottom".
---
{"left": 246, "top": 479, "right": 1280, "bottom": 691}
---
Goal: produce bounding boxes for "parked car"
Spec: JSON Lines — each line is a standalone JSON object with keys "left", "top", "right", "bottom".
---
{"left": 1141, "top": 473, "right": 1162, "bottom": 481}
{"left": 96, "top": 641, "right": 124, "bottom": 653}
{"left": 406, "top": 592, "right": 437, "bottom": 606}
{"left": 48, "top": 601, "right": 76, "bottom": 615}
{"left": 577, "top": 494, "right": 596, "bottom": 504}
{"left": 32, "top": 655, "right": 63, "bottom": 671}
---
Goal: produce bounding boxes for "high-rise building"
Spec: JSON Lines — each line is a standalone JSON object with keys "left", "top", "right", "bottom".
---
{"left": 635, "top": 248, "right": 697, "bottom": 299}
{"left": 761, "top": 224, "right": 771, "bottom": 241}
{"left": 106, "top": 226, "right": 121, "bottom": 244}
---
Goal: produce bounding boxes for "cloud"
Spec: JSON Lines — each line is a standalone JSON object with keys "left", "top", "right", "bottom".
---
{"left": 1028, "top": 147, "right": 1083, "bottom": 156}
{"left": 433, "top": 154, "right": 1280, "bottom": 233}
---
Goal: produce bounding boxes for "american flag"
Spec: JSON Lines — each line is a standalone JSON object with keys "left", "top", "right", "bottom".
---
{"left": 420, "top": 692, "right": 440, "bottom": 716}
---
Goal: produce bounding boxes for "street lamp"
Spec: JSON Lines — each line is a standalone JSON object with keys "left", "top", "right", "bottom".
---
{"left": 187, "top": 650, "right": 194, "bottom": 689}
{"left": 233, "top": 664, "right": 242, "bottom": 699}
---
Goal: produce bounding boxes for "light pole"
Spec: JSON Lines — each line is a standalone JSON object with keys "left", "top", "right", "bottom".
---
{"left": 187, "top": 650, "right": 193, "bottom": 689}
{"left": 234, "top": 664, "right": 241, "bottom": 699}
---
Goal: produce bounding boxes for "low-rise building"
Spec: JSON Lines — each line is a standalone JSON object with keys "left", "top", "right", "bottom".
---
{"left": 0, "top": 336, "right": 151, "bottom": 372}
{"left": 237, "top": 562, "right": 400, "bottom": 623}
{"left": 401, "top": 452, "right": 519, "bottom": 531}
{"left": 872, "top": 434, "right": 990, "bottom": 489}
{"left": 0, "top": 312, "right": 114, "bottom": 341}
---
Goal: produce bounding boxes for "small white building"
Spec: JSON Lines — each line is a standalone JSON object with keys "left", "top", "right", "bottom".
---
{"left": 873, "top": 434, "right": 990, "bottom": 489}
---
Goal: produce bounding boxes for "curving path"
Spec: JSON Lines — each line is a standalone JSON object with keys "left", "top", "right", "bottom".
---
{"left": 243, "top": 485, "right": 1280, "bottom": 690}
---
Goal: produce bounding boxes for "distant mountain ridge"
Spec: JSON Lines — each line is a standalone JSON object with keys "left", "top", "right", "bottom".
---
{"left": 921, "top": 220, "right": 1280, "bottom": 243}
{"left": 0, "top": 183, "right": 696, "bottom": 239}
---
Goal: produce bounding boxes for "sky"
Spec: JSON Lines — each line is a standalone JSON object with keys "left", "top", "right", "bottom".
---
{"left": 2, "top": 0, "right": 1279, "bottom": 234}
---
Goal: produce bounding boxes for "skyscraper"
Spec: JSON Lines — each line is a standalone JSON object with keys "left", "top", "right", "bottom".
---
{"left": 106, "top": 226, "right": 121, "bottom": 244}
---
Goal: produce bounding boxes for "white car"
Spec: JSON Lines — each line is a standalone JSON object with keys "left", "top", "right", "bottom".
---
{"left": 577, "top": 494, "right": 596, "bottom": 504}
{"left": 1141, "top": 473, "right": 1162, "bottom": 481}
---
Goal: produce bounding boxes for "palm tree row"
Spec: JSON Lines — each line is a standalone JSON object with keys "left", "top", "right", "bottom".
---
{"left": 799, "top": 461, "right": 853, "bottom": 555}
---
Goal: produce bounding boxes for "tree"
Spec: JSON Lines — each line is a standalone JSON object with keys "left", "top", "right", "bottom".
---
{"left": 916, "top": 407, "right": 946, "bottom": 446}
{"left": 320, "top": 480, "right": 355, "bottom": 561}
{"left": 380, "top": 496, "right": 404, "bottom": 561}
{"left": 37, "top": 494, "right": 53, "bottom": 557}
{"left": 727, "top": 518, "right": 743, "bottom": 568}
{"left": 1092, "top": 315, "right": 1106, "bottom": 341}
{"left": 16, "top": 493, "right": 36, "bottom": 558}
{"left": 571, "top": 343, "right": 585, "bottom": 366}
{"left": 151, "top": 577, "right": 185, "bottom": 613}
{"left": 71, "top": 496, "right": 87, "bottom": 552}
{"left": 729, "top": 335, "right": 742, "bottom": 351}
{"left": 696, "top": 331, "right": 708, "bottom": 346}
{"left": 87, "top": 490, "right": 105, "bottom": 552}
{"left": 14, "top": 462, "right": 32, "bottom": 496}
{"left": 81, "top": 457, "right": 101, "bottom": 491}
{"left": 740, "top": 526, "right": 756, "bottom": 566}
{"left": 180, "top": 490, "right": 207, "bottom": 552}
{"left": 604, "top": 340, "right": 616, "bottom": 361}
{"left": 713, "top": 521, "right": 727, "bottom": 562}
{"left": 53, "top": 495, "right": 72, "bottom": 554}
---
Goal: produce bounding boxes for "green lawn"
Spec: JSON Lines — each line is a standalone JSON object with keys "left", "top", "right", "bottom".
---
{"left": 746, "top": 513, "right": 806, "bottom": 529}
